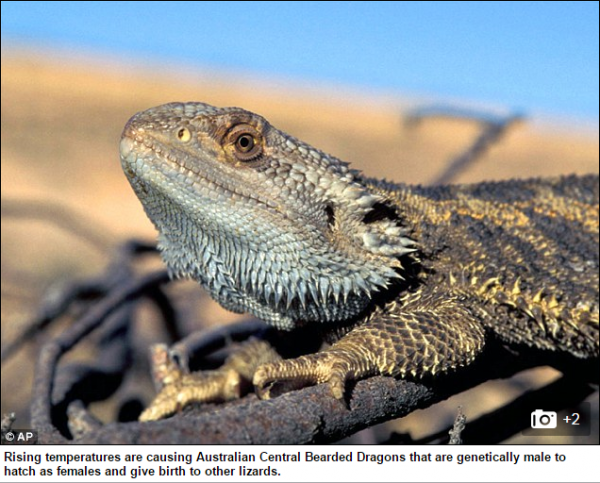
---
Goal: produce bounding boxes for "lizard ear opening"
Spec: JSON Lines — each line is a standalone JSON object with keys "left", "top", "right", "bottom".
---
{"left": 325, "top": 204, "right": 336, "bottom": 229}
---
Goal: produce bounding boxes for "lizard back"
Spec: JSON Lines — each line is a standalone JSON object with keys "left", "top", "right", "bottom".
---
{"left": 373, "top": 174, "right": 599, "bottom": 363}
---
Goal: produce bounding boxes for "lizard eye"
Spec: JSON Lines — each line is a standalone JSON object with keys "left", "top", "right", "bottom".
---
{"left": 237, "top": 134, "right": 254, "bottom": 151}
{"left": 226, "top": 124, "right": 263, "bottom": 162}
{"left": 176, "top": 127, "right": 191, "bottom": 142}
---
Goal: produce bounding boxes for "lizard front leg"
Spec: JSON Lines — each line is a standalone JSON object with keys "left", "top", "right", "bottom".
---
{"left": 140, "top": 293, "right": 486, "bottom": 419}
{"left": 254, "top": 293, "right": 487, "bottom": 400}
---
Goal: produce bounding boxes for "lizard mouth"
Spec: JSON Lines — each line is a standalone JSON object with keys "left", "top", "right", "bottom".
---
{"left": 120, "top": 129, "right": 283, "bottom": 215}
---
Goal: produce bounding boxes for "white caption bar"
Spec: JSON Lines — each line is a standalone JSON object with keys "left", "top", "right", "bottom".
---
{"left": 2, "top": 445, "right": 599, "bottom": 482}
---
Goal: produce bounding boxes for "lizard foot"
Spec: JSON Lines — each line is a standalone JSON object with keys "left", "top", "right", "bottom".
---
{"left": 139, "top": 338, "right": 281, "bottom": 421}
{"left": 139, "top": 367, "right": 242, "bottom": 422}
{"left": 253, "top": 350, "right": 374, "bottom": 400}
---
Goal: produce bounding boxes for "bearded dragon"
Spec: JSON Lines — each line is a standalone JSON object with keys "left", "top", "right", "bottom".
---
{"left": 119, "top": 102, "right": 599, "bottom": 421}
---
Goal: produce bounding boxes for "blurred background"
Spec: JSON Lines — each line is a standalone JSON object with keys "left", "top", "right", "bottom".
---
{"left": 1, "top": 1, "right": 598, "bottom": 443}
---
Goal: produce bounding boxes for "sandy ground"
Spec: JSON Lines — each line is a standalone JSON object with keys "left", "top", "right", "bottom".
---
{"left": 1, "top": 49, "right": 598, "bottom": 443}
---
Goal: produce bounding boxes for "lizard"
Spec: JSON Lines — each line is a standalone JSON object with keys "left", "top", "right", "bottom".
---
{"left": 119, "top": 102, "right": 599, "bottom": 422}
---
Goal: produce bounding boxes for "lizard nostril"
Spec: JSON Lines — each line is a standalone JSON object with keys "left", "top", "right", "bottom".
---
{"left": 176, "top": 127, "right": 191, "bottom": 142}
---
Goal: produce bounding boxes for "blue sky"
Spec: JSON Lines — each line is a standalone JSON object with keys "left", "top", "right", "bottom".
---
{"left": 2, "top": 1, "right": 598, "bottom": 121}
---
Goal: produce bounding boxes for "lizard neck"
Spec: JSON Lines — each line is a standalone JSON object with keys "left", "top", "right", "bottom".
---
{"left": 137, "top": 173, "right": 418, "bottom": 330}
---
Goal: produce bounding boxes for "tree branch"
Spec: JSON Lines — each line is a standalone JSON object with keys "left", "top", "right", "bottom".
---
{"left": 404, "top": 106, "right": 524, "bottom": 185}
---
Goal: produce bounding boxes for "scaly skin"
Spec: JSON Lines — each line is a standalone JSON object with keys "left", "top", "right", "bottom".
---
{"left": 120, "top": 102, "right": 599, "bottom": 420}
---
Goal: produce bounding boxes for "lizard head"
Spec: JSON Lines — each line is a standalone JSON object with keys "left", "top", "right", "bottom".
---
{"left": 120, "top": 102, "right": 416, "bottom": 329}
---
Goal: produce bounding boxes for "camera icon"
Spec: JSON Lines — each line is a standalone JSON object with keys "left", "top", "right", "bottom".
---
{"left": 531, "top": 409, "right": 557, "bottom": 429}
